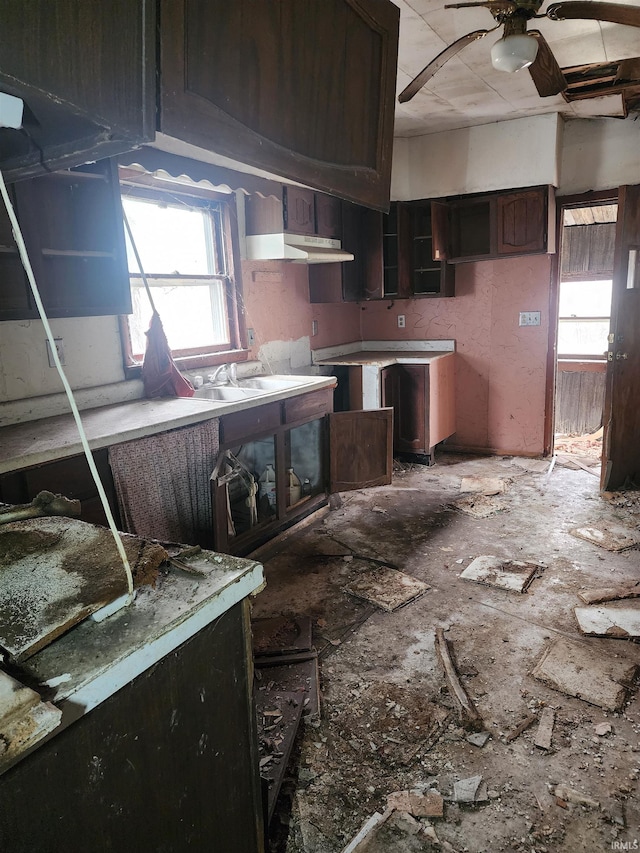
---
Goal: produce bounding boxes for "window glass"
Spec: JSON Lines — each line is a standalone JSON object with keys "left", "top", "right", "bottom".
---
{"left": 557, "top": 279, "right": 612, "bottom": 358}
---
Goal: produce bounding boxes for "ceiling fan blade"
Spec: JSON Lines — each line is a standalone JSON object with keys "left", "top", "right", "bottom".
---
{"left": 528, "top": 30, "right": 567, "bottom": 96}
{"left": 398, "top": 30, "right": 491, "bottom": 103}
{"left": 546, "top": 1, "right": 640, "bottom": 28}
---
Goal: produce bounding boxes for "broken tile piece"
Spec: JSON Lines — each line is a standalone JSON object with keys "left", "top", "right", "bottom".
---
{"left": 594, "top": 722, "right": 613, "bottom": 736}
{"left": 460, "top": 476, "right": 508, "bottom": 496}
{"left": 569, "top": 524, "right": 640, "bottom": 552}
{"left": 460, "top": 555, "right": 539, "bottom": 593}
{"left": 533, "top": 707, "right": 555, "bottom": 750}
{"left": 466, "top": 731, "right": 490, "bottom": 748}
{"left": 574, "top": 603, "right": 640, "bottom": 638}
{"left": 532, "top": 637, "right": 638, "bottom": 711}
{"left": 453, "top": 774, "right": 484, "bottom": 803}
{"left": 343, "top": 566, "right": 430, "bottom": 612}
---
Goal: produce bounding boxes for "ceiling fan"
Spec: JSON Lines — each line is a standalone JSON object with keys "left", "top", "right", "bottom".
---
{"left": 398, "top": 1, "right": 640, "bottom": 101}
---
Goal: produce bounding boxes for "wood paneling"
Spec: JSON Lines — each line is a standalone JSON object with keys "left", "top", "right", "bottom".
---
{"left": 159, "top": 0, "right": 399, "bottom": 211}
{"left": 555, "top": 367, "right": 606, "bottom": 434}
{"left": 561, "top": 223, "right": 616, "bottom": 276}
{"left": 0, "top": 602, "right": 264, "bottom": 853}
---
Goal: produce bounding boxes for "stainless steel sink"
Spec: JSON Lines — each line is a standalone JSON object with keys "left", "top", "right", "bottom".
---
{"left": 238, "top": 376, "right": 307, "bottom": 391}
{"left": 194, "top": 385, "right": 264, "bottom": 401}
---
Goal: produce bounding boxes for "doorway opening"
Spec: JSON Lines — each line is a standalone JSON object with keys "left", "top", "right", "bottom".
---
{"left": 553, "top": 199, "right": 618, "bottom": 475}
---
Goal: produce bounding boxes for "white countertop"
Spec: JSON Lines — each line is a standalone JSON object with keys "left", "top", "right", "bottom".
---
{"left": 2, "top": 548, "right": 263, "bottom": 774}
{"left": 0, "top": 375, "right": 336, "bottom": 475}
{"left": 314, "top": 350, "right": 454, "bottom": 367}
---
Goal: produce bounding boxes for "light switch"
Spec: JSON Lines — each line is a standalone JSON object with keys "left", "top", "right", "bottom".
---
{"left": 519, "top": 311, "right": 541, "bottom": 327}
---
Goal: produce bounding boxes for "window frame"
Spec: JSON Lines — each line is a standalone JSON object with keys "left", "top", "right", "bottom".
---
{"left": 118, "top": 172, "right": 247, "bottom": 377}
{"left": 557, "top": 272, "right": 612, "bottom": 361}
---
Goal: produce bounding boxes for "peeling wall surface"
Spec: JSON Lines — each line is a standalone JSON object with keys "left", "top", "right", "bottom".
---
{"left": 359, "top": 255, "right": 552, "bottom": 455}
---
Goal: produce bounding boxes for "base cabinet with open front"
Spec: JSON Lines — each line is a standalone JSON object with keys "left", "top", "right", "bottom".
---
{"left": 212, "top": 387, "right": 393, "bottom": 555}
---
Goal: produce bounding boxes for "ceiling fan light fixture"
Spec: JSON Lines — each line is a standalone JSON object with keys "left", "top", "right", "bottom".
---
{"left": 490, "top": 33, "right": 539, "bottom": 73}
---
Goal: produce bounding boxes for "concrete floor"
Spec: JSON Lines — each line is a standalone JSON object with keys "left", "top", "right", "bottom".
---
{"left": 252, "top": 453, "right": 640, "bottom": 853}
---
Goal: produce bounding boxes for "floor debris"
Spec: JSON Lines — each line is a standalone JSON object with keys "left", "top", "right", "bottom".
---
{"left": 386, "top": 789, "right": 444, "bottom": 818}
{"left": 342, "top": 808, "right": 441, "bottom": 852}
{"left": 253, "top": 615, "right": 313, "bottom": 657}
{"left": 574, "top": 602, "right": 640, "bottom": 638}
{"left": 554, "top": 783, "right": 600, "bottom": 810}
{"left": 532, "top": 637, "right": 638, "bottom": 711}
{"left": 452, "top": 774, "right": 488, "bottom": 804}
{"left": 450, "top": 494, "right": 506, "bottom": 518}
{"left": 577, "top": 583, "right": 640, "bottom": 604}
{"left": 459, "top": 476, "right": 508, "bottom": 496}
{"left": 459, "top": 555, "right": 540, "bottom": 593}
{"left": 435, "top": 628, "right": 484, "bottom": 731}
{"left": 0, "top": 669, "right": 62, "bottom": 773}
{"left": 533, "top": 707, "right": 555, "bottom": 750}
{"left": 342, "top": 565, "right": 430, "bottom": 612}
{"left": 466, "top": 730, "right": 490, "bottom": 748}
{"left": 504, "top": 714, "right": 537, "bottom": 743}
{"left": 594, "top": 721, "right": 613, "bottom": 736}
{"left": 570, "top": 523, "right": 640, "bottom": 552}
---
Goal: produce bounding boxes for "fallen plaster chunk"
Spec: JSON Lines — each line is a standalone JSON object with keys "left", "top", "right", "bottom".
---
{"left": 569, "top": 524, "right": 640, "bottom": 552}
{"left": 574, "top": 603, "right": 640, "bottom": 638}
{"left": 453, "top": 775, "right": 488, "bottom": 804}
{"left": 532, "top": 637, "right": 638, "bottom": 711}
{"left": 594, "top": 722, "right": 613, "bottom": 736}
{"left": 460, "top": 555, "right": 540, "bottom": 593}
{"left": 554, "top": 784, "right": 600, "bottom": 810}
{"left": 460, "top": 476, "right": 508, "bottom": 496}
{"left": 386, "top": 789, "right": 444, "bottom": 818}
{"left": 450, "top": 494, "right": 506, "bottom": 518}
{"left": 466, "top": 731, "right": 491, "bottom": 748}
{"left": 343, "top": 566, "right": 430, "bottom": 612}
{"left": 533, "top": 707, "right": 555, "bottom": 750}
{"left": 577, "top": 584, "right": 640, "bottom": 605}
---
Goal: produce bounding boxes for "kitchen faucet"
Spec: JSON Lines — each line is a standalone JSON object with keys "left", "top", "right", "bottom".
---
{"left": 207, "top": 363, "right": 238, "bottom": 385}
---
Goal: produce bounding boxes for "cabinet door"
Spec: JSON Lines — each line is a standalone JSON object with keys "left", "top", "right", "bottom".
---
{"left": 284, "top": 187, "right": 315, "bottom": 235}
{"left": 315, "top": 194, "right": 342, "bottom": 238}
{"left": 497, "top": 189, "right": 547, "bottom": 255}
{"left": 329, "top": 409, "right": 393, "bottom": 491}
{"left": 11, "top": 159, "right": 131, "bottom": 319}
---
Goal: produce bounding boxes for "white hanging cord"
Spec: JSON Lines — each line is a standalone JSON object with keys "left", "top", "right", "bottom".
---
{"left": 0, "top": 170, "right": 134, "bottom": 602}
{"left": 122, "top": 208, "right": 157, "bottom": 314}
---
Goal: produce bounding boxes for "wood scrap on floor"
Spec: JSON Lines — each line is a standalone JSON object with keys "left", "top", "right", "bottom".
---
{"left": 450, "top": 494, "right": 507, "bottom": 518}
{"left": 577, "top": 583, "right": 640, "bottom": 604}
{"left": 554, "top": 783, "right": 600, "bottom": 810}
{"left": 342, "top": 807, "right": 445, "bottom": 853}
{"left": 532, "top": 637, "right": 638, "bottom": 711}
{"left": 504, "top": 714, "right": 537, "bottom": 743}
{"left": 574, "top": 602, "right": 640, "bottom": 638}
{"left": 435, "top": 628, "right": 484, "bottom": 731}
{"left": 533, "top": 707, "right": 555, "bottom": 750}
{"left": 0, "top": 669, "right": 61, "bottom": 773}
{"left": 459, "top": 555, "right": 540, "bottom": 593}
{"left": 569, "top": 523, "right": 640, "bottom": 552}
{"left": 252, "top": 615, "right": 313, "bottom": 657}
{"left": 342, "top": 566, "right": 430, "bottom": 612}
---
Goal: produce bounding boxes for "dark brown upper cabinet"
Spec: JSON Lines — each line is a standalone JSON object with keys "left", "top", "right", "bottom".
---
{"left": 0, "top": 1, "right": 155, "bottom": 182}
{"left": 159, "top": 0, "right": 399, "bottom": 212}
{"left": 245, "top": 188, "right": 341, "bottom": 239}
{"left": 0, "top": 159, "right": 131, "bottom": 320}
{"left": 432, "top": 186, "right": 556, "bottom": 264}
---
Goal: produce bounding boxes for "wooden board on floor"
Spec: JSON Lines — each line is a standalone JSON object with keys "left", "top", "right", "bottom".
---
{"left": 570, "top": 524, "right": 640, "bottom": 552}
{"left": 532, "top": 637, "right": 638, "bottom": 711}
{"left": 343, "top": 566, "right": 430, "bottom": 612}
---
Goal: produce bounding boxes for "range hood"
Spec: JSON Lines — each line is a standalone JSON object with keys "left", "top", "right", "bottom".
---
{"left": 245, "top": 232, "right": 354, "bottom": 264}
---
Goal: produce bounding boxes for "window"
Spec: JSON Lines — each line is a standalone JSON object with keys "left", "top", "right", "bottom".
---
{"left": 557, "top": 278, "right": 612, "bottom": 359}
{"left": 119, "top": 179, "right": 245, "bottom": 370}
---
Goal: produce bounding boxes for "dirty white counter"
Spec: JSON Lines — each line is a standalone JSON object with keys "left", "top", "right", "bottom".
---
{"left": 0, "top": 375, "right": 335, "bottom": 475}
{"left": 313, "top": 340, "right": 455, "bottom": 409}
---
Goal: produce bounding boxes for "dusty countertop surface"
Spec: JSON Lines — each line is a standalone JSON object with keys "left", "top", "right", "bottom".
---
{"left": 0, "top": 375, "right": 336, "bottom": 475}
{"left": 2, "top": 548, "right": 263, "bottom": 775}
{"left": 314, "top": 350, "right": 455, "bottom": 367}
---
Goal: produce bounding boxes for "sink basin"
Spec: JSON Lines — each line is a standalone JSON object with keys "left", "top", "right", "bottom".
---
{"left": 239, "top": 376, "right": 307, "bottom": 391}
{"left": 194, "top": 385, "right": 263, "bottom": 401}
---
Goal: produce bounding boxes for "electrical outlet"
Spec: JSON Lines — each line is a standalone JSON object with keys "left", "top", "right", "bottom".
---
{"left": 311, "top": 319, "right": 318, "bottom": 336}
{"left": 46, "top": 338, "right": 65, "bottom": 367}
{"left": 397, "top": 314, "right": 406, "bottom": 329}
{"left": 519, "top": 311, "right": 541, "bottom": 327}
{"left": 247, "top": 328, "right": 255, "bottom": 346}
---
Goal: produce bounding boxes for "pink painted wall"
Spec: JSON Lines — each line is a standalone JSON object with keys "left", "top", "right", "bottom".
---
{"left": 240, "top": 260, "right": 360, "bottom": 359}
{"left": 360, "top": 255, "right": 553, "bottom": 455}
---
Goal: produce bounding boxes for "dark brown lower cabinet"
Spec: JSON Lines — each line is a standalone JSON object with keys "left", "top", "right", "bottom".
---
{"left": 381, "top": 356, "right": 456, "bottom": 462}
{"left": 0, "top": 601, "right": 264, "bottom": 853}
{"left": 212, "top": 389, "right": 393, "bottom": 555}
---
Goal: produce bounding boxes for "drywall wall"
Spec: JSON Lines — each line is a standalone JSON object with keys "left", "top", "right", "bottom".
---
{"left": 359, "top": 254, "right": 553, "bottom": 455}
{"left": 391, "top": 113, "right": 562, "bottom": 200}
{"left": 559, "top": 118, "right": 640, "bottom": 195}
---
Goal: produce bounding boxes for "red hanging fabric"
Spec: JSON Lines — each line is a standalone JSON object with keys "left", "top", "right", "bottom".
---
{"left": 141, "top": 312, "right": 195, "bottom": 399}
